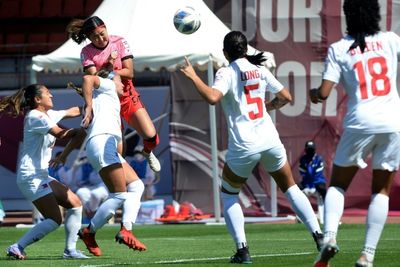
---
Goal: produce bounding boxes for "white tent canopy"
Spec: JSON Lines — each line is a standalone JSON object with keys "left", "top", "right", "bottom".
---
{"left": 32, "top": 0, "right": 231, "bottom": 72}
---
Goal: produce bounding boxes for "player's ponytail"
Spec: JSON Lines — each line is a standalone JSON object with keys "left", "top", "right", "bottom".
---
{"left": 0, "top": 84, "right": 43, "bottom": 117}
{"left": 66, "top": 19, "right": 86, "bottom": 44}
{"left": 245, "top": 52, "right": 266, "bottom": 67}
{"left": 67, "top": 16, "right": 105, "bottom": 44}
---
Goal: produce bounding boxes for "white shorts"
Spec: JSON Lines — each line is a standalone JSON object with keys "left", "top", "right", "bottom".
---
{"left": 86, "top": 134, "right": 126, "bottom": 172}
{"left": 334, "top": 130, "right": 400, "bottom": 171}
{"left": 17, "top": 171, "right": 56, "bottom": 202}
{"left": 227, "top": 144, "right": 287, "bottom": 177}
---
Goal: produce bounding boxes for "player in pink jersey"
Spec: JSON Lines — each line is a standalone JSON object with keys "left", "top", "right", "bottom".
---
{"left": 66, "top": 16, "right": 153, "bottom": 253}
{"left": 67, "top": 16, "right": 161, "bottom": 174}
{"left": 310, "top": 0, "right": 400, "bottom": 266}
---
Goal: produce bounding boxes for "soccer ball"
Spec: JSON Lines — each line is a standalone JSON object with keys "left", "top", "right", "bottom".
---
{"left": 173, "top": 6, "right": 201, "bottom": 34}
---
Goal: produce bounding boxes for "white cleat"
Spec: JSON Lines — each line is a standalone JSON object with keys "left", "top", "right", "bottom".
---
{"left": 63, "top": 249, "right": 90, "bottom": 259}
{"left": 6, "top": 244, "right": 26, "bottom": 260}
{"left": 142, "top": 150, "right": 161, "bottom": 173}
{"left": 355, "top": 253, "right": 373, "bottom": 267}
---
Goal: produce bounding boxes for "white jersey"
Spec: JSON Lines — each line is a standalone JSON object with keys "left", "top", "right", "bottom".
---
{"left": 213, "top": 58, "right": 284, "bottom": 156}
{"left": 18, "top": 109, "right": 66, "bottom": 179}
{"left": 86, "top": 77, "right": 122, "bottom": 141}
{"left": 323, "top": 31, "right": 400, "bottom": 133}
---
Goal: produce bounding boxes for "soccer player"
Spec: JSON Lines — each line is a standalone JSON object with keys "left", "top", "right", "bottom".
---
{"left": 0, "top": 84, "right": 88, "bottom": 259}
{"left": 60, "top": 73, "right": 146, "bottom": 256}
{"left": 66, "top": 16, "right": 160, "bottom": 173}
{"left": 310, "top": 0, "right": 400, "bottom": 266}
{"left": 181, "top": 31, "right": 323, "bottom": 264}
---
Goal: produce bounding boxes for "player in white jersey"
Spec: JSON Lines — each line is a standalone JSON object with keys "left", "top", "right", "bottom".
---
{"left": 0, "top": 84, "right": 88, "bottom": 259}
{"left": 310, "top": 1, "right": 400, "bottom": 266}
{"left": 58, "top": 73, "right": 147, "bottom": 256}
{"left": 181, "top": 31, "right": 323, "bottom": 263}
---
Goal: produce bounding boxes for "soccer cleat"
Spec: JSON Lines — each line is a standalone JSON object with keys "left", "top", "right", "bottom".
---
{"left": 115, "top": 226, "right": 147, "bottom": 251}
{"left": 313, "top": 240, "right": 339, "bottom": 267}
{"left": 63, "top": 249, "right": 90, "bottom": 259}
{"left": 6, "top": 244, "right": 26, "bottom": 260}
{"left": 142, "top": 150, "right": 161, "bottom": 173}
{"left": 230, "top": 247, "right": 252, "bottom": 264}
{"left": 78, "top": 227, "right": 102, "bottom": 256}
{"left": 355, "top": 254, "right": 373, "bottom": 267}
{"left": 312, "top": 231, "right": 324, "bottom": 252}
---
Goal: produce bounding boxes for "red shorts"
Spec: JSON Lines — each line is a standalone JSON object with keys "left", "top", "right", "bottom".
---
{"left": 119, "top": 79, "right": 144, "bottom": 124}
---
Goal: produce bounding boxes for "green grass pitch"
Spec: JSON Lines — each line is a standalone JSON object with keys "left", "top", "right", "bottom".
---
{"left": 0, "top": 223, "right": 399, "bottom": 266}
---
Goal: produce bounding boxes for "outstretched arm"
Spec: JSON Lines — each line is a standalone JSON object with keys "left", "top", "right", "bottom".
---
{"left": 180, "top": 57, "right": 223, "bottom": 105}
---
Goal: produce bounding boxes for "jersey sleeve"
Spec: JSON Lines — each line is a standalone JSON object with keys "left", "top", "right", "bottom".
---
{"left": 27, "top": 112, "right": 57, "bottom": 135}
{"left": 48, "top": 110, "right": 67, "bottom": 124}
{"left": 118, "top": 37, "right": 133, "bottom": 60}
{"left": 322, "top": 45, "right": 341, "bottom": 83}
{"left": 262, "top": 67, "right": 284, "bottom": 94}
{"left": 388, "top": 32, "right": 400, "bottom": 59}
{"left": 81, "top": 46, "right": 95, "bottom": 69}
{"left": 212, "top": 67, "right": 231, "bottom": 95}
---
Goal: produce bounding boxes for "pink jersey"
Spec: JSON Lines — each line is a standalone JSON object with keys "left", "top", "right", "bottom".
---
{"left": 80, "top": 35, "right": 133, "bottom": 71}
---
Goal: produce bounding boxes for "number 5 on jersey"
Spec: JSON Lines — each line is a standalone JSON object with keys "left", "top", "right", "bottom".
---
{"left": 244, "top": 83, "right": 263, "bottom": 120}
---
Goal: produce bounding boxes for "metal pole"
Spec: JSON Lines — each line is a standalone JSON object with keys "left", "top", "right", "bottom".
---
{"left": 208, "top": 56, "right": 221, "bottom": 222}
{"left": 269, "top": 108, "right": 278, "bottom": 217}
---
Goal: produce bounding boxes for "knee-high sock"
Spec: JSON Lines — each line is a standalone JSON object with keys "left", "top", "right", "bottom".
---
{"left": 64, "top": 206, "right": 82, "bottom": 251}
{"left": 221, "top": 192, "right": 247, "bottom": 249}
{"left": 323, "top": 186, "right": 345, "bottom": 242}
{"left": 122, "top": 179, "right": 144, "bottom": 230}
{"left": 18, "top": 218, "right": 59, "bottom": 249}
{"left": 285, "top": 185, "right": 321, "bottom": 234}
{"left": 362, "top": 193, "right": 389, "bottom": 262}
{"left": 90, "top": 192, "right": 127, "bottom": 232}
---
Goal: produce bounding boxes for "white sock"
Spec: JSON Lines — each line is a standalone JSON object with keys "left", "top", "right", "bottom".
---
{"left": 285, "top": 185, "right": 321, "bottom": 234}
{"left": 221, "top": 192, "right": 247, "bottom": 249}
{"left": 122, "top": 180, "right": 144, "bottom": 230}
{"left": 362, "top": 193, "right": 389, "bottom": 262}
{"left": 64, "top": 206, "right": 82, "bottom": 251}
{"left": 90, "top": 192, "right": 127, "bottom": 232}
{"left": 323, "top": 186, "right": 345, "bottom": 243}
{"left": 18, "top": 218, "right": 59, "bottom": 248}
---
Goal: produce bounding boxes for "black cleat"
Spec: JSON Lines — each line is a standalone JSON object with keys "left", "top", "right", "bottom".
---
{"left": 230, "top": 247, "right": 252, "bottom": 264}
{"left": 313, "top": 231, "right": 324, "bottom": 251}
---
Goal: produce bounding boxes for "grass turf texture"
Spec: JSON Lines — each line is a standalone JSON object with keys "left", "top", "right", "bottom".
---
{"left": 0, "top": 223, "right": 399, "bottom": 266}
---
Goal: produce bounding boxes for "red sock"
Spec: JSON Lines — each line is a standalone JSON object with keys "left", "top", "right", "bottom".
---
{"left": 143, "top": 134, "right": 159, "bottom": 153}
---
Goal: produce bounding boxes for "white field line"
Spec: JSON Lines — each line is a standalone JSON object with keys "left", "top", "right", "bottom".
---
{"left": 155, "top": 251, "right": 313, "bottom": 264}
{"left": 79, "top": 252, "right": 314, "bottom": 266}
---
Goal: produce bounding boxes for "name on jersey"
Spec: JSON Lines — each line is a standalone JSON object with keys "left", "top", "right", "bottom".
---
{"left": 240, "top": 69, "right": 260, "bottom": 81}
{"left": 349, "top": 41, "right": 383, "bottom": 55}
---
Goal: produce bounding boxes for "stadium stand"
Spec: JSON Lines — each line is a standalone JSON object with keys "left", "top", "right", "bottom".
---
{"left": 0, "top": 0, "right": 20, "bottom": 18}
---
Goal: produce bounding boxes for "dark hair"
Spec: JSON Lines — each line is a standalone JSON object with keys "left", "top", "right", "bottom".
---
{"left": 343, "top": 0, "right": 381, "bottom": 53}
{"left": 0, "top": 84, "right": 44, "bottom": 117}
{"left": 66, "top": 16, "right": 105, "bottom": 44}
{"left": 223, "top": 31, "right": 266, "bottom": 66}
